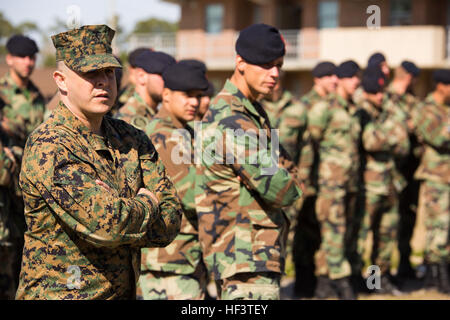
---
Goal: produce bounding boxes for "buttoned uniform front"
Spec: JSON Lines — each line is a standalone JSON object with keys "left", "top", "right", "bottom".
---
{"left": 195, "top": 80, "right": 302, "bottom": 299}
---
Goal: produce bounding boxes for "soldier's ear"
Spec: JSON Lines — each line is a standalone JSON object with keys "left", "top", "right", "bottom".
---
{"left": 5, "top": 54, "right": 13, "bottom": 67}
{"left": 162, "top": 87, "right": 171, "bottom": 104}
{"left": 135, "top": 68, "right": 147, "bottom": 86}
{"left": 236, "top": 55, "right": 246, "bottom": 73}
{"left": 53, "top": 70, "right": 68, "bottom": 93}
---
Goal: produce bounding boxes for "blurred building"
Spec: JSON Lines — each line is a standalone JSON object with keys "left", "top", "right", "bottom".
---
{"left": 129, "top": 0, "right": 450, "bottom": 97}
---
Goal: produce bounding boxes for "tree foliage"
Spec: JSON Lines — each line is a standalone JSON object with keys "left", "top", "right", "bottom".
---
{"left": 0, "top": 12, "right": 38, "bottom": 39}
{"left": 0, "top": 11, "right": 39, "bottom": 56}
{"left": 132, "top": 17, "right": 178, "bottom": 34}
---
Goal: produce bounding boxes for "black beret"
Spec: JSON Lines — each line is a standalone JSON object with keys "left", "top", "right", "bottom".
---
{"left": 128, "top": 47, "right": 151, "bottom": 67}
{"left": 163, "top": 62, "right": 209, "bottom": 92}
{"left": 178, "top": 59, "right": 207, "bottom": 73}
{"left": 6, "top": 35, "right": 39, "bottom": 57}
{"left": 236, "top": 23, "right": 285, "bottom": 65}
{"left": 433, "top": 69, "right": 450, "bottom": 85}
{"left": 336, "top": 60, "right": 360, "bottom": 78}
{"left": 312, "top": 61, "right": 336, "bottom": 78}
{"left": 134, "top": 51, "right": 176, "bottom": 75}
{"left": 368, "top": 52, "right": 386, "bottom": 67}
{"left": 362, "top": 65, "right": 386, "bottom": 94}
{"left": 401, "top": 60, "right": 420, "bottom": 77}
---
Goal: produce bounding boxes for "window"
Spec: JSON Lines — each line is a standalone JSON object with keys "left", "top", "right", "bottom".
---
{"left": 318, "top": 0, "right": 339, "bottom": 29}
{"left": 390, "top": 0, "right": 412, "bottom": 26}
{"left": 206, "top": 4, "right": 224, "bottom": 34}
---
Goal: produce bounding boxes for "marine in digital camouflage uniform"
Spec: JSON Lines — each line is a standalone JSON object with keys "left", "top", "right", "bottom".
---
{"left": 308, "top": 61, "right": 361, "bottom": 299}
{"left": 383, "top": 61, "right": 422, "bottom": 281}
{"left": 115, "top": 50, "right": 176, "bottom": 131}
{"left": 195, "top": 24, "right": 303, "bottom": 300}
{"left": 356, "top": 66, "right": 409, "bottom": 295}
{"left": 138, "top": 62, "right": 209, "bottom": 300}
{"left": 16, "top": 24, "right": 182, "bottom": 300}
{"left": 411, "top": 69, "right": 450, "bottom": 293}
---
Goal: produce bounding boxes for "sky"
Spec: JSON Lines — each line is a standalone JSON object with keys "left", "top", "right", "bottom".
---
{"left": 0, "top": 0, "right": 181, "bottom": 33}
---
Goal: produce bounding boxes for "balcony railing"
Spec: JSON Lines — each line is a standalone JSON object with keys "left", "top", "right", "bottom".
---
{"left": 128, "top": 29, "right": 319, "bottom": 70}
{"left": 128, "top": 33, "right": 177, "bottom": 58}
{"left": 129, "top": 26, "right": 450, "bottom": 70}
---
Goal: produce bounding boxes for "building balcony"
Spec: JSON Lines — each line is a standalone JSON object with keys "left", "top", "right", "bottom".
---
{"left": 128, "top": 29, "right": 319, "bottom": 70}
{"left": 128, "top": 25, "right": 449, "bottom": 71}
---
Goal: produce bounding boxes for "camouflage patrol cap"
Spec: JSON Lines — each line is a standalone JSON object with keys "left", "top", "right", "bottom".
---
{"left": 51, "top": 24, "right": 122, "bottom": 73}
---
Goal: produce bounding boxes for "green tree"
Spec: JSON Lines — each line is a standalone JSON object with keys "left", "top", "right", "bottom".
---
{"left": 132, "top": 18, "right": 178, "bottom": 34}
{"left": 0, "top": 12, "right": 15, "bottom": 39}
{"left": 0, "top": 11, "right": 39, "bottom": 55}
{"left": 15, "top": 21, "right": 39, "bottom": 34}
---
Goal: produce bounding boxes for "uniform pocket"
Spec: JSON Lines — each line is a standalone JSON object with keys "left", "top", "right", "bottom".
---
{"left": 248, "top": 209, "right": 285, "bottom": 262}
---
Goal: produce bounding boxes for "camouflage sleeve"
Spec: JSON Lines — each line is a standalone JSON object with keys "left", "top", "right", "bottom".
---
{"left": 20, "top": 131, "right": 178, "bottom": 249}
{"left": 383, "top": 115, "right": 410, "bottom": 157}
{"left": 220, "top": 112, "right": 302, "bottom": 209}
{"left": 137, "top": 129, "right": 183, "bottom": 247}
{"left": 307, "top": 100, "right": 328, "bottom": 143}
{"left": 414, "top": 104, "right": 450, "bottom": 151}
{"left": 150, "top": 130, "right": 196, "bottom": 212}
{"left": 278, "top": 101, "right": 307, "bottom": 161}
{"left": 362, "top": 110, "right": 410, "bottom": 156}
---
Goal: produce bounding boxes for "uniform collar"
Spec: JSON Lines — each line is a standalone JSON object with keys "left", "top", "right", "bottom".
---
{"left": 154, "top": 105, "right": 186, "bottom": 130}
{"left": 223, "top": 79, "right": 270, "bottom": 127}
{"left": 133, "top": 91, "right": 156, "bottom": 117}
{"left": 424, "top": 93, "right": 448, "bottom": 109}
{"left": 52, "top": 101, "right": 121, "bottom": 152}
{"left": 308, "top": 88, "right": 321, "bottom": 100}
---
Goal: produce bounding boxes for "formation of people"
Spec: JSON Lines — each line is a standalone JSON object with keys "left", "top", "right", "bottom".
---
{"left": 0, "top": 22, "right": 448, "bottom": 300}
